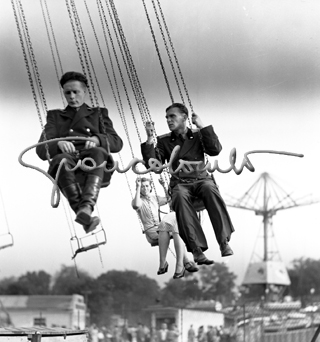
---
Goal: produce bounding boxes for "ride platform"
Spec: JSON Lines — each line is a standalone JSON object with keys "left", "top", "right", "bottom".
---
{"left": 0, "top": 327, "right": 88, "bottom": 342}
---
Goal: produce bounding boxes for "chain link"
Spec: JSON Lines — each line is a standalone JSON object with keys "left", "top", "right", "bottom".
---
{"left": 151, "top": 0, "right": 185, "bottom": 106}
{"left": 43, "top": 0, "right": 64, "bottom": 75}
{"left": 40, "top": 0, "right": 65, "bottom": 106}
{"left": 141, "top": 0, "right": 174, "bottom": 104}
{"left": 154, "top": 0, "right": 208, "bottom": 162}
{"left": 13, "top": 0, "right": 51, "bottom": 161}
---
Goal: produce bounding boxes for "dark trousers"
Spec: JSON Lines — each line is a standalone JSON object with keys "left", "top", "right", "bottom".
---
{"left": 172, "top": 178, "right": 234, "bottom": 252}
{"left": 49, "top": 147, "right": 106, "bottom": 188}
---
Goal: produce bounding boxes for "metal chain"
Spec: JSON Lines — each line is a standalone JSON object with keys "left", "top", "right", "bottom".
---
{"left": 108, "top": 0, "right": 171, "bottom": 193}
{"left": 155, "top": 0, "right": 208, "bottom": 161}
{"left": 151, "top": 0, "right": 185, "bottom": 105}
{"left": 105, "top": 0, "right": 149, "bottom": 127}
{"left": 65, "top": 0, "right": 93, "bottom": 104}
{"left": 87, "top": 0, "right": 135, "bottom": 156}
{"left": 39, "top": 0, "right": 65, "bottom": 105}
{"left": 43, "top": 0, "right": 64, "bottom": 76}
{"left": 155, "top": 0, "right": 193, "bottom": 122}
{"left": 109, "top": 0, "right": 151, "bottom": 124}
{"left": 108, "top": 0, "right": 169, "bottom": 191}
{"left": 14, "top": 0, "right": 51, "bottom": 161}
{"left": 70, "top": 0, "right": 110, "bottom": 137}
{"left": 97, "top": 0, "right": 142, "bottom": 145}
{"left": 69, "top": 0, "right": 95, "bottom": 106}
{"left": 141, "top": 0, "right": 174, "bottom": 104}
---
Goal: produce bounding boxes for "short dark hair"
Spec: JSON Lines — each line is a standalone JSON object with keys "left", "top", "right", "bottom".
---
{"left": 60, "top": 71, "right": 88, "bottom": 88}
{"left": 165, "top": 103, "right": 188, "bottom": 116}
{"left": 140, "top": 177, "right": 151, "bottom": 184}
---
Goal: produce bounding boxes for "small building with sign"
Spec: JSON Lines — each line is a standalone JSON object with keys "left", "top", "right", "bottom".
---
{"left": 0, "top": 295, "right": 86, "bottom": 329}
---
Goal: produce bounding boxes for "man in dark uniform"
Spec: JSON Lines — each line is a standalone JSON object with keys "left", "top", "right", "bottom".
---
{"left": 36, "top": 71, "right": 123, "bottom": 233}
{"left": 141, "top": 103, "right": 234, "bottom": 265}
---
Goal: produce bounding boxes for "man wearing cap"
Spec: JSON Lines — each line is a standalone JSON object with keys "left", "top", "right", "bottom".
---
{"left": 36, "top": 71, "right": 123, "bottom": 233}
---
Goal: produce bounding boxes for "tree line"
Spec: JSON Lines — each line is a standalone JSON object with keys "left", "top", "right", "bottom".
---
{"left": 0, "top": 257, "right": 319, "bottom": 326}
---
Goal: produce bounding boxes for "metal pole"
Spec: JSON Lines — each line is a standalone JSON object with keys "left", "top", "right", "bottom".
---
{"left": 243, "top": 304, "right": 246, "bottom": 342}
{"left": 311, "top": 324, "right": 320, "bottom": 342}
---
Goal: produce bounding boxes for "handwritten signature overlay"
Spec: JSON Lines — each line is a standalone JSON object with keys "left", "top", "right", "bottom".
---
{"left": 18, "top": 137, "right": 303, "bottom": 207}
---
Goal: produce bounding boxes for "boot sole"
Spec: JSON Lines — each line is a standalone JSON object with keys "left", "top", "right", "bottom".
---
{"left": 196, "top": 259, "right": 214, "bottom": 265}
{"left": 84, "top": 217, "right": 100, "bottom": 234}
{"left": 75, "top": 211, "right": 92, "bottom": 225}
{"left": 221, "top": 251, "right": 234, "bottom": 257}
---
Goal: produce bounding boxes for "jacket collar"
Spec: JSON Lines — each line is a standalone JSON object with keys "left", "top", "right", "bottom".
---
{"left": 170, "top": 128, "right": 196, "bottom": 158}
{"left": 60, "top": 103, "right": 93, "bottom": 126}
{"left": 170, "top": 127, "right": 194, "bottom": 142}
{"left": 60, "top": 103, "right": 92, "bottom": 115}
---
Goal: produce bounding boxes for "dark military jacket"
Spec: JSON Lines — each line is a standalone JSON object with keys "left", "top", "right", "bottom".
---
{"left": 141, "top": 125, "right": 222, "bottom": 186}
{"left": 36, "top": 103, "right": 123, "bottom": 186}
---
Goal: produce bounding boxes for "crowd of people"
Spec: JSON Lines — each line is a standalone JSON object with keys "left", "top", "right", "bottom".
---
{"left": 188, "top": 325, "right": 237, "bottom": 342}
{"left": 87, "top": 323, "right": 238, "bottom": 342}
{"left": 88, "top": 322, "right": 178, "bottom": 342}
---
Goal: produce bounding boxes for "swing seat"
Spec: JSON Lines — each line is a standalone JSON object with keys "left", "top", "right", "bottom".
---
{"left": 0, "top": 233, "right": 14, "bottom": 251}
{"left": 144, "top": 232, "right": 159, "bottom": 247}
{"left": 192, "top": 197, "right": 205, "bottom": 212}
{"left": 70, "top": 228, "right": 107, "bottom": 259}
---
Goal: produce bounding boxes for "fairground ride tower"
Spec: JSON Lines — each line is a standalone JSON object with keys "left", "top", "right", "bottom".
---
{"left": 226, "top": 172, "right": 317, "bottom": 301}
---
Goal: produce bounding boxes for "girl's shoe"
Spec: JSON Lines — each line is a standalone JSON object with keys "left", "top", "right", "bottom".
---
{"left": 157, "top": 262, "right": 169, "bottom": 275}
{"left": 173, "top": 267, "right": 185, "bottom": 279}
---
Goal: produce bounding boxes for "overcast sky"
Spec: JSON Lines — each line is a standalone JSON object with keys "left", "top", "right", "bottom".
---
{"left": 0, "top": 0, "right": 319, "bottom": 287}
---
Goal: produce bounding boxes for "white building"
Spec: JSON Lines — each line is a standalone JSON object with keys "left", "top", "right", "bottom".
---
{"left": 146, "top": 305, "right": 224, "bottom": 342}
{"left": 0, "top": 295, "right": 86, "bottom": 329}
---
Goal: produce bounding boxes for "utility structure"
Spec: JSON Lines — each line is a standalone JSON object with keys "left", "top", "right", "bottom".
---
{"left": 226, "top": 172, "right": 318, "bottom": 300}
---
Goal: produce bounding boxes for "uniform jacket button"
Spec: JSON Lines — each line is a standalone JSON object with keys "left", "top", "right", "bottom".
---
{"left": 69, "top": 129, "right": 73, "bottom": 132}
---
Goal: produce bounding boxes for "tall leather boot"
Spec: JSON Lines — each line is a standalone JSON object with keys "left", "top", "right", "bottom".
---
{"left": 61, "top": 183, "right": 82, "bottom": 214}
{"left": 61, "top": 182, "right": 100, "bottom": 234}
{"left": 75, "top": 174, "right": 102, "bottom": 226}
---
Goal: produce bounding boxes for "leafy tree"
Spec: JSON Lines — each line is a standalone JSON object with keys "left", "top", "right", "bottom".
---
{"left": 160, "top": 274, "right": 201, "bottom": 306}
{"left": 288, "top": 257, "right": 320, "bottom": 303}
{"left": 161, "top": 262, "right": 237, "bottom": 307}
{"left": 18, "top": 271, "right": 51, "bottom": 295}
{"left": 90, "top": 270, "right": 161, "bottom": 326}
{"left": 51, "top": 265, "right": 95, "bottom": 296}
{"left": 0, "top": 271, "right": 51, "bottom": 295}
{"left": 199, "top": 263, "right": 237, "bottom": 304}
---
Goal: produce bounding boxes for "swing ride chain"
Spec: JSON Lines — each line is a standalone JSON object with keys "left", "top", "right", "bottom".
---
{"left": 65, "top": 0, "right": 93, "bottom": 105}
{"left": 102, "top": 1, "right": 168, "bottom": 236}
{"left": 155, "top": 0, "right": 194, "bottom": 125}
{"left": 43, "top": 0, "right": 64, "bottom": 76}
{"left": 107, "top": 0, "right": 150, "bottom": 133}
{"left": 141, "top": 0, "right": 174, "bottom": 105}
{"left": 141, "top": 0, "right": 193, "bottom": 171}
{"left": 108, "top": 2, "right": 169, "bottom": 211}
{"left": 150, "top": 0, "right": 185, "bottom": 107}
{"left": 72, "top": 1, "right": 106, "bottom": 110}
{"left": 39, "top": 0, "right": 65, "bottom": 106}
{"left": 109, "top": 0, "right": 152, "bottom": 125}
{"left": 155, "top": 0, "right": 209, "bottom": 162}
{"left": 73, "top": 0, "right": 111, "bottom": 138}
{"left": 17, "top": 0, "right": 48, "bottom": 114}
{"left": 110, "top": 0, "right": 165, "bottom": 163}
{"left": 13, "top": 0, "right": 51, "bottom": 162}
{"left": 68, "top": 0, "right": 109, "bottom": 138}
{"left": 94, "top": 0, "right": 137, "bottom": 153}
{"left": 99, "top": 0, "right": 143, "bottom": 144}
{"left": 95, "top": 0, "right": 133, "bottom": 140}
{"left": 69, "top": 0, "right": 95, "bottom": 106}
{"left": 83, "top": 0, "right": 122, "bottom": 124}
